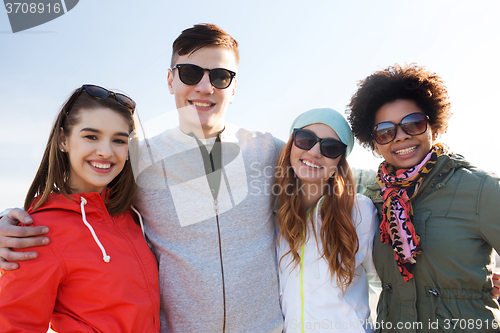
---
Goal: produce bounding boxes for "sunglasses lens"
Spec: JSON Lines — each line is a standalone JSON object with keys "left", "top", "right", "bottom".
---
{"left": 178, "top": 65, "right": 204, "bottom": 85}
{"left": 321, "top": 140, "right": 346, "bottom": 159}
{"left": 401, "top": 113, "right": 427, "bottom": 135}
{"left": 294, "top": 130, "right": 316, "bottom": 150}
{"left": 210, "top": 69, "right": 234, "bottom": 89}
{"left": 373, "top": 122, "right": 396, "bottom": 144}
{"left": 115, "top": 93, "right": 136, "bottom": 112}
{"left": 373, "top": 113, "right": 428, "bottom": 144}
{"left": 84, "top": 85, "right": 109, "bottom": 99}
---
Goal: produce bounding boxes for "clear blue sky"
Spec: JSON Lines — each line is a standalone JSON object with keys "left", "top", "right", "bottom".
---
{"left": 1, "top": 0, "right": 499, "bottom": 207}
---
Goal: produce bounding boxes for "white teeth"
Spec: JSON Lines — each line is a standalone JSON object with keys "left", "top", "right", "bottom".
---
{"left": 302, "top": 160, "right": 321, "bottom": 168}
{"left": 90, "top": 162, "right": 111, "bottom": 169}
{"left": 192, "top": 101, "right": 213, "bottom": 107}
{"left": 395, "top": 146, "right": 416, "bottom": 155}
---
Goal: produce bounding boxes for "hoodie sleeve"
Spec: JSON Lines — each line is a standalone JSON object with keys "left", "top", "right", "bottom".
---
{"left": 0, "top": 227, "right": 64, "bottom": 332}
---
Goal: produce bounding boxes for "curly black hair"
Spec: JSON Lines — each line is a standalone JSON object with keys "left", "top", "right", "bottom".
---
{"left": 347, "top": 64, "right": 452, "bottom": 151}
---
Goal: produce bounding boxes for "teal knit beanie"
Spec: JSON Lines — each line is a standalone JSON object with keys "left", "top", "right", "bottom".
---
{"left": 289, "top": 107, "right": 354, "bottom": 157}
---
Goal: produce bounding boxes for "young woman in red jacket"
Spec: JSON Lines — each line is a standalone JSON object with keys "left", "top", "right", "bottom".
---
{"left": 0, "top": 85, "right": 160, "bottom": 332}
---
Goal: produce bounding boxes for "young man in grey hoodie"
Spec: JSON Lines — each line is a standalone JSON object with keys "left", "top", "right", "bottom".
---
{"left": 0, "top": 24, "right": 284, "bottom": 333}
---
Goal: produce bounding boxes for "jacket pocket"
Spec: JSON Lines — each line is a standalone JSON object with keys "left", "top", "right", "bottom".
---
{"left": 427, "top": 286, "right": 497, "bottom": 333}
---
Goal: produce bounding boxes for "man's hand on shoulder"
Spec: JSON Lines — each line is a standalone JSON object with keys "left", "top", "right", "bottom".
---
{"left": 0, "top": 208, "right": 50, "bottom": 270}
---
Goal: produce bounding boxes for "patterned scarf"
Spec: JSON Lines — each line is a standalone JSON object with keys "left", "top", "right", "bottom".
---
{"left": 376, "top": 143, "right": 446, "bottom": 282}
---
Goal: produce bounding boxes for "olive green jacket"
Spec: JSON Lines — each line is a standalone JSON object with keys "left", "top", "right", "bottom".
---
{"left": 365, "top": 153, "right": 500, "bottom": 332}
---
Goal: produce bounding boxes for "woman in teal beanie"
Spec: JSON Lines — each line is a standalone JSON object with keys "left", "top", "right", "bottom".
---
{"left": 276, "top": 107, "right": 379, "bottom": 333}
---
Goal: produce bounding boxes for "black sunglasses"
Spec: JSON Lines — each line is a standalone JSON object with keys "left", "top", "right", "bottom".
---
{"left": 66, "top": 85, "right": 136, "bottom": 114}
{"left": 372, "top": 112, "right": 429, "bottom": 145}
{"left": 293, "top": 128, "right": 347, "bottom": 159}
{"left": 172, "top": 64, "right": 236, "bottom": 89}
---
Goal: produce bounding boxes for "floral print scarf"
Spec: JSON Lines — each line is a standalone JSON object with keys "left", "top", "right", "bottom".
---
{"left": 376, "top": 143, "right": 446, "bottom": 281}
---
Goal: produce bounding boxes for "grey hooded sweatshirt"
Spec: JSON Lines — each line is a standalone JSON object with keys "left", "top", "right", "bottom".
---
{"left": 132, "top": 124, "right": 284, "bottom": 333}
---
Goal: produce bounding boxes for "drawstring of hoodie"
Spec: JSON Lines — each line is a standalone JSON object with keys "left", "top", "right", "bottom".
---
{"left": 80, "top": 197, "right": 111, "bottom": 263}
{"left": 131, "top": 206, "right": 145, "bottom": 237}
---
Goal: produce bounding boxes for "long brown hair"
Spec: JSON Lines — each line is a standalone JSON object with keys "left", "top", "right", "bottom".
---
{"left": 276, "top": 136, "right": 358, "bottom": 293}
{"left": 24, "top": 87, "right": 137, "bottom": 216}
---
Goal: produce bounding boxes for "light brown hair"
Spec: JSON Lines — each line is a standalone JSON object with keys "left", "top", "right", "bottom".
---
{"left": 276, "top": 137, "right": 359, "bottom": 293}
{"left": 24, "top": 87, "right": 136, "bottom": 216}
{"left": 170, "top": 23, "right": 239, "bottom": 68}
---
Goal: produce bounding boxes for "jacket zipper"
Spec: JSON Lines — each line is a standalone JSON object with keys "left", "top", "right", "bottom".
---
{"left": 406, "top": 159, "right": 450, "bottom": 316}
{"left": 300, "top": 204, "right": 319, "bottom": 333}
{"left": 110, "top": 215, "right": 158, "bottom": 329}
{"left": 300, "top": 242, "right": 305, "bottom": 333}
{"left": 214, "top": 199, "right": 227, "bottom": 333}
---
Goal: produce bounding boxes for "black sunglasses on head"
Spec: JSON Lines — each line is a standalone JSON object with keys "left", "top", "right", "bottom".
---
{"left": 293, "top": 128, "right": 347, "bottom": 159}
{"left": 172, "top": 64, "right": 236, "bottom": 89}
{"left": 66, "top": 85, "right": 136, "bottom": 114}
{"left": 372, "top": 112, "right": 429, "bottom": 145}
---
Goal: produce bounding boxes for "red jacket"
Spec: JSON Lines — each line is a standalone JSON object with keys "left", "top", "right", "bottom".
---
{"left": 0, "top": 191, "right": 160, "bottom": 332}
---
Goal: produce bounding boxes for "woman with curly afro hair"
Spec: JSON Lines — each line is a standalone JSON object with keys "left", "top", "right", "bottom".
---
{"left": 347, "top": 63, "right": 500, "bottom": 332}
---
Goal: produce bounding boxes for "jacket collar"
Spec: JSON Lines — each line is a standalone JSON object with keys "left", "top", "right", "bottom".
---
{"left": 366, "top": 152, "right": 472, "bottom": 204}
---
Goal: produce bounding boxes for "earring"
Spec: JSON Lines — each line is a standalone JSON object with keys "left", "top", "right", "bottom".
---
{"left": 126, "top": 156, "right": 129, "bottom": 161}
{"left": 61, "top": 148, "right": 66, "bottom": 152}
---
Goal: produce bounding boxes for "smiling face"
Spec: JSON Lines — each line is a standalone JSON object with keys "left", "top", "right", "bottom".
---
{"left": 373, "top": 99, "right": 435, "bottom": 170}
{"left": 167, "top": 46, "right": 238, "bottom": 138}
{"left": 60, "top": 108, "right": 130, "bottom": 194}
{"left": 290, "top": 123, "right": 341, "bottom": 191}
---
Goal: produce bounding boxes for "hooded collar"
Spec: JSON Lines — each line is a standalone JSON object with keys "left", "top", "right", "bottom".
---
{"left": 30, "top": 189, "right": 112, "bottom": 263}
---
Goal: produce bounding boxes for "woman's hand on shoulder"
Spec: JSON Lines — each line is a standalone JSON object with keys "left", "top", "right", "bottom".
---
{"left": 0, "top": 208, "right": 49, "bottom": 270}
